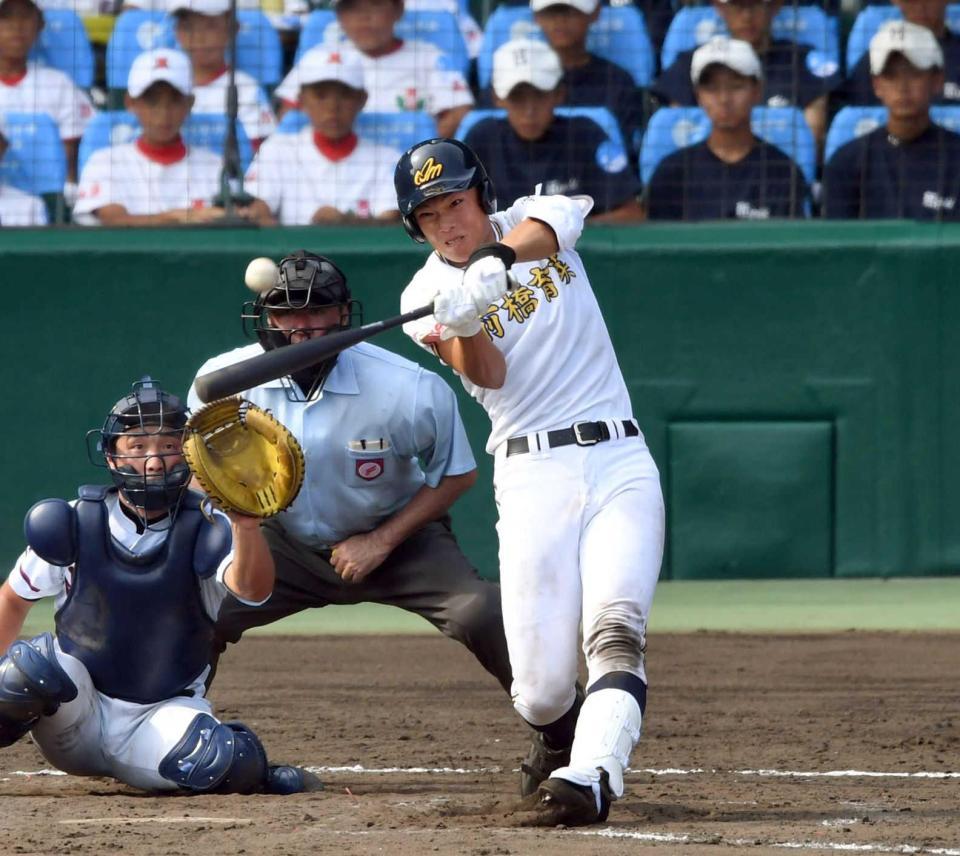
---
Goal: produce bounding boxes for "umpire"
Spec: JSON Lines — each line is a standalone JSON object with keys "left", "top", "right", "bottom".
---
{"left": 187, "top": 250, "right": 512, "bottom": 693}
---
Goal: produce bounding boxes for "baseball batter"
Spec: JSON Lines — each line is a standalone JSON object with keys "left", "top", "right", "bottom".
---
{"left": 0, "top": 379, "right": 316, "bottom": 795}
{"left": 395, "top": 139, "right": 665, "bottom": 826}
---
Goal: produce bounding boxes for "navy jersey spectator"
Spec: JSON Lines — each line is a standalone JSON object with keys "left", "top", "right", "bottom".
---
{"left": 824, "top": 20, "right": 960, "bottom": 219}
{"left": 651, "top": 0, "right": 840, "bottom": 142}
{"left": 467, "top": 38, "right": 643, "bottom": 221}
{"left": 531, "top": 0, "right": 644, "bottom": 156}
{"left": 645, "top": 37, "right": 809, "bottom": 220}
{"left": 841, "top": 0, "right": 960, "bottom": 104}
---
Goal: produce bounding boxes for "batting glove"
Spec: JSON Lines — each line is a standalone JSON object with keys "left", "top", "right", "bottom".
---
{"left": 461, "top": 243, "right": 518, "bottom": 310}
{"left": 433, "top": 287, "right": 484, "bottom": 339}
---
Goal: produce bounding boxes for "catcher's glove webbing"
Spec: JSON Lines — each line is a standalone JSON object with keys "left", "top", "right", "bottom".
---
{"left": 183, "top": 397, "right": 305, "bottom": 518}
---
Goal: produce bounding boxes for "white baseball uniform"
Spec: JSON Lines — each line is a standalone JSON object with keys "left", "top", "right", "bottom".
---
{"left": 72, "top": 139, "right": 222, "bottom": 223}
{"left": 0, "top": 62, "right": 94, "bottom": 140}
{"left": 0, "top": 183, "right": 48, "bottom": 226}
{"left": 244, "top": 127, "right": 399, "bottom": 223}
{"left": 191, "top": 67, "right": 277, "bottom": 142}
{"left": 401, "top": 193, "right": 665, "bottom": 800}
{"left": 275, "top": 40, "right": 473, "bottom": 117}
{"left": 7, "top": 494, "right": 266, "bottom": 791}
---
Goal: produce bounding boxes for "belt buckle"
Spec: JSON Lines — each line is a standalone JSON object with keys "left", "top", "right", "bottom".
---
{"left": 572, "top": 421, "right": 599, "bottom": 446}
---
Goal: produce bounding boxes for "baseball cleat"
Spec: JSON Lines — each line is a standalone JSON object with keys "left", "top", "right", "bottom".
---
{"left": 520, "top": 732, "right": 571, "bottom": 797}
{"left": 265, "top": 765, "right": 325, "bottom": 795}
{"left": 519, "top": 769, "right": 612, "bottom": 827}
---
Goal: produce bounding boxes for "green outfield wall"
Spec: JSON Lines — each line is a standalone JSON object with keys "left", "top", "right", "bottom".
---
{"left": 4, "top": 221, "right": 959, "bottom": 581}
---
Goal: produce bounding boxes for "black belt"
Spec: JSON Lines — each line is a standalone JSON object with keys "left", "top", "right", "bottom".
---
{"left": 505, "top": 420, "right": 638, "bottom": 457}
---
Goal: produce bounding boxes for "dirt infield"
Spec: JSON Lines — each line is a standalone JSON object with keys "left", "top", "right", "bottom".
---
{"left": 1, "top": 632, "right": 958, "bottom": 855}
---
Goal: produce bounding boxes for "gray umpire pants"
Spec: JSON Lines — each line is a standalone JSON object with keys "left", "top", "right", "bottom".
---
{"left": 211, "top": 517, "right": 513, "bottom": 693}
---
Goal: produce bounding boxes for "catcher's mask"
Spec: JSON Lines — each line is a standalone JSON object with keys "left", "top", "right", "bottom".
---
{"left": 86, "top": 378, "right": 191, "bottom": 527}
{"left": 241, "top": 250, "right": 362, "bottom": 401}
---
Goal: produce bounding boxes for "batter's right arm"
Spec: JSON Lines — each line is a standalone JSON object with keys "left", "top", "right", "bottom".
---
{"left": 435, "top": 334, "right": 505, "bottom": 389}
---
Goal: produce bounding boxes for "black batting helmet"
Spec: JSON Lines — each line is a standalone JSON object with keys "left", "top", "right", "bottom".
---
{"left": 394, "top": 138, "right": 496, "bottom": 242}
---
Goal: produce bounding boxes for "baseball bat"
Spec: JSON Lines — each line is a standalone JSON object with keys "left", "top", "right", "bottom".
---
{"left": 194, "top": 303, "right": 436, "bottom": 403}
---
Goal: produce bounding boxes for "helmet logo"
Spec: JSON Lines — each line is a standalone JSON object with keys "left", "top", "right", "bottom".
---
{"left": 413, "top": 157, "right": 443, "bottom": 187}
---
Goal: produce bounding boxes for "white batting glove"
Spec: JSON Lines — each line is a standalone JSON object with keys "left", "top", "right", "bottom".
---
{"left": 461, "top": 243, "right": 518, "bottom": 311}
{"left": 433, "top": 287, "right": 484, "bottom": 339}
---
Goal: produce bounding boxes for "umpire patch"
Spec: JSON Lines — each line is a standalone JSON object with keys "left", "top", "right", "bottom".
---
{"left": 356, "top": 458, "right": 385, "bottom": 480}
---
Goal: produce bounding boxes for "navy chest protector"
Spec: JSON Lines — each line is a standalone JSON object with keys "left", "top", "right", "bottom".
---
{"left": 23, "top": 486, "right": 231, "bottom": 704}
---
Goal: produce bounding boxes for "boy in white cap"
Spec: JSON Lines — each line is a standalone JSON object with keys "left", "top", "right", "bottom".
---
{"left": 651, "top": 0, "right": 840, "bottom": 142}
{"left": 841, "top": 0, "right": 960, "bottom": 105}
{"left": 823, "top": 20, "right": 960, "bottom": 219}
{"left": 74, "top": 48, "right": 258, "bottom": 226}
{"left": 645, "top": 36, "right": 809, "bottom": 220}
{"left": 466, "top": 38, "right": 642, "bottom": 221}
{"left": 170, "top": 0, "right": 276, "bottom": 146}
{"left": 530, "top": 0, "right": 642, "bottom": 160}
{"left": 0, "top": 0, "right": 93, "bottom": 181}
{"left": 244, "top": 47, "right": 399, "bottom": 224}
{"left": 273, "top": 0, "right": 473, "bottom": 138}
{"left": 0, "top": 123, "right": 47, "bottom": 226}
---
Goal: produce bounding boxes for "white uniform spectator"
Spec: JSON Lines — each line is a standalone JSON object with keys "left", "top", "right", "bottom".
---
{"left": 0, "top": 182, "right": 47, "bottom": 224}
{"left": 245, "top": 49, "right": 399, "bottom": 225}
{"left": 73, "top": 48, "right": 227, "bottom": 226}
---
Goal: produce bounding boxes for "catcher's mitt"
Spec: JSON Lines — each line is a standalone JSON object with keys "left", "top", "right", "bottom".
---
{"left": 182, "top": 397, "right": 305, "bottom": 518}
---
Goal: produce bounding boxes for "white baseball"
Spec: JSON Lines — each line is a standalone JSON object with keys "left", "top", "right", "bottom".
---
{"left": 244, "top": 257, "right": 278, "bottom": 294}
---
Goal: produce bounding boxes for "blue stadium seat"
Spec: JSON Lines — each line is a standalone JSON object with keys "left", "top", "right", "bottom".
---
{"left": 454, "top": 104, "right": 625, "bottom": 149}
{"left": 276, "top": 109, "right": 437, "bottom": 151}
{"left": 824, "top": 104, "right": 960, "bottom": 162}
{"left": 477, "top": 5, "right": 654, "bottom": 88}
{"left": 229, "top": 11, "right": 283, "bottom": 86}
{"left": 295, "top": 8, "right": 468, "bottom": 74}
{"left": 78, "top": 111, "right": 252, "bottom": 175}
{"left": 640, "top": 105, "right": 815, "bottom": 185}
{"left": 0, "top": 112, "right": 66, "bottom": 196}
{"left": 846, "top": 4, "right": 960, "bottom": 70}
{"left": 29, "top": 9, "right": 94, "bottom": 89}
{"left": 661, "top": 5, "right": 839, "bottom": 70}
{"left": 105, "top": 10, "right": 173, "bottom": 91}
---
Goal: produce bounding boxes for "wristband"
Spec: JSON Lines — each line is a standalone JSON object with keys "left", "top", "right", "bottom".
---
{"left": 466, "top": 242, "right": 517, "bottom": 269}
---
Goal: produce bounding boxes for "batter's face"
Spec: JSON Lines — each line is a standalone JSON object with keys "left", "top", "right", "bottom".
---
{"left": 892, "top": 0, "right": 948, "bottom": 34}
{"left": 713, "top": 0, "right": 780, "bottom": 48}
{"left": 413, "top": 189, "right": 496, "bottom": 264}
{"left": 534, "top": 4, "right": 597, "bottom": 52}
{"left": 126, "top": 83, "right": 194, "bottom": 146}
{"left": 696, "top": 66, "right": 761, "bottom": 129}
{"left": 175, "top": 12, "right": 232, "bottom": 72}
{"left": 336, "top": 0, "right": 402, "bottom": 56}
{"left": 267, "top": 305, "right": 346, "bottom": 344}
{"left": 300, "top": 81, "right": 367, "bottom": 140}
{"left": 0, "top": 0, "right": 42, "bottom": 64}
{"left": 873, "top": 54, "right": 943, "bottom": 119}
{"left": 500, "top": 83, "right": 563, "bottom": 142}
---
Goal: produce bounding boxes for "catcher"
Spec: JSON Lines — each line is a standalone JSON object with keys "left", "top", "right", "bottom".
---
{"left": 0, "top": 378, "right": 319, "bottom": 795}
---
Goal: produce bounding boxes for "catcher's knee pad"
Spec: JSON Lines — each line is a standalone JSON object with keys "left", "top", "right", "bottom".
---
{"left": 159, "top": 716, "right": 268, "bottom": 794}
{"left": 0, "top": 632, "right": 78, "bottom": 747}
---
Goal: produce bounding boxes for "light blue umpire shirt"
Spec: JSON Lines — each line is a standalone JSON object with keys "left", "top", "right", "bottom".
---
{"left": 188, "top": 341, "right": 477, "bottom": 548}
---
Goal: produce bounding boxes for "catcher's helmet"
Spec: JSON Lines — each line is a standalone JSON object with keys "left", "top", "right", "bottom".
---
{"left": 394, "top": 138, "right": 496, "bottom": 243}
{"left": 242, "top": 251, "right": 363, "bottom": 400}
{"left": 89, "top": 377, "right": 191, "bottom": 522}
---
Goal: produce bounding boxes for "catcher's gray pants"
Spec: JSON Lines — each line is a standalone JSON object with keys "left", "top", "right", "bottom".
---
{"left": 211, "top": 517, "right": 513, "bottom": 693}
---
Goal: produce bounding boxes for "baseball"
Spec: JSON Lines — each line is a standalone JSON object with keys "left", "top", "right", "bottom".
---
{"left": 244, "top": 257, "right": 278, "bottom": 294}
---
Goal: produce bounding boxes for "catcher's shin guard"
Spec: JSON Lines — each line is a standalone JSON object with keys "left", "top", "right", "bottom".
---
{"left": 0, "top": 632, "right": 78, "bottom": 747}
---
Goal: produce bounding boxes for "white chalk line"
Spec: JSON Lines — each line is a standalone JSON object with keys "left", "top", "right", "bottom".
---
{"left": 59, "top": 817, "right": 253, "bottom": 826}
{"left": 583, "top": 829, "right": 960, "bottom": 855}
{"left": 8, "top": 765, "right": 960, "bottom": 781}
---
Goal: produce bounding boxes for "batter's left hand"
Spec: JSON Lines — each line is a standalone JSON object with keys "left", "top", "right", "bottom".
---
{"left": 330, "top": 532, "right": 392, "bottom": 584}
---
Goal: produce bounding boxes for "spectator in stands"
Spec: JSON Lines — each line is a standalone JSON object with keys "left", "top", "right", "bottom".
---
{"left": 74, "top": 48, "right": 259, "bottom": 226}
{"left": 244, "top": 48, "right": 399, "bottom": 224}
{"left": 530, "top": 0, "right": 643, "bottom": 159}
{"left": 0, "top": 0, "right": 93, "bottom": 181}
{"left": 466, "top": 38, "right": 642, "bottom": 222}
{"left": 645, "top": 37, "right": 809, "bottom": 220}
{"left": 0, "top": 125, "right": 47, "bottom": 225}
{"left": 841, "top": 0, "right": 960, "bottom": 105}
{"left": 823, "top": 21, "right": 960, "bottom": 220}
{"left": 651, "top": 0, "right": 840, "bottom": 142}
{"left": 273, "top": 0, "right": 473, "bottom": 138}
{"left": 170, "top": 0, "right": 277, "bottom": 146}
